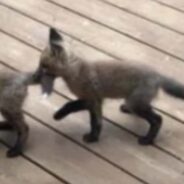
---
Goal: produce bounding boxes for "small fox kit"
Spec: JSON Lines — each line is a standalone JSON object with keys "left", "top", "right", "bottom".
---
{"left": 36, "top": 28, "right": 184, "bottom": 145}
{"left": 0, "top": 69, "right": 39, "bottom": 157}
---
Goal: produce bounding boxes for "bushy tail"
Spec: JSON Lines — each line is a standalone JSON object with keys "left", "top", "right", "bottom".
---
{"left": 161, "top": 76, "right": 184, "bottom": 99}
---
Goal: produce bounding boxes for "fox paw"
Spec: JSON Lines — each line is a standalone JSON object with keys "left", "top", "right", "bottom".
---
{"left": 83, "top": 133, "right": 99, "bottom": 143}
{"left": 6, "top": 148, "right": 22, "bottom": 158}
{"left": 138, "top": 137, "right": 154, "bottom": 145}
{"left": 53, "top": 112, "right": 61, "bottom": 120}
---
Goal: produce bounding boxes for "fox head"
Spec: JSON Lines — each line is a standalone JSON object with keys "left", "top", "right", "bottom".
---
{"left": 35, "top": 28, "right": 67, "bottom": 95}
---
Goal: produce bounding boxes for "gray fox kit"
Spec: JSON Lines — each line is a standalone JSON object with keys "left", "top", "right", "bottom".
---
{"left": 0, "top": 69, "right": 39, "bottom": 157}
{"left": 36, "top": 28, "right": 184, "bottom": 145}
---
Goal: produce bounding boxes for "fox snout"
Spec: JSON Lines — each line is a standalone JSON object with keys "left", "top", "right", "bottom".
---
{"left": 33, "top": 67, "right": 56, "bottom": 95}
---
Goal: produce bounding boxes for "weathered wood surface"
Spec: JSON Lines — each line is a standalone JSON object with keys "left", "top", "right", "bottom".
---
{"left": 101, "top": 0, "right": 184, "bottom": 34}
{"left": 0, "top": 0, "right": 184, "bottom": 183}
{"left": 0, "top": 142, "right": 63, "bottom": 184}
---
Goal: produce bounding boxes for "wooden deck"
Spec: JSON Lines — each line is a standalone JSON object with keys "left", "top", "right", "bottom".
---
{"left": 0, "top": 0, "right": 184, "bottom": 183}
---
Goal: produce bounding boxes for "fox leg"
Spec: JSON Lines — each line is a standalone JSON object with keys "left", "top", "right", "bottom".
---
{"left": 1, "top": 110, "right": 29, "bottom": 158}
{"left": 54, "top": 99, "right": 88, "bottom": 120}
{"left": 132, "top": 105, "right": 162, "bottom": 145}
{"left": 127, "top": 85, "right": 162, "bottom": 145}
{"left": 83, "top": 100, "right": 102, "bottom": 143}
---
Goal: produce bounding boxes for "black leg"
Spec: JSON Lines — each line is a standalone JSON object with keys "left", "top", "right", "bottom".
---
{"left": 133, "top": 105, "right": 162, "bottom": 145}
{"left": 83, "top": 102, "right": 102, "bottom": 143}
{"left": 54, "top": 99, "right": 88, "bottom": 120}
{"left": 1, "top": 110, "right": 29, "bottom": 158}
{"left": 0, "top": 121, "right": 13, "bottom": 131}
{"left": 120, "top": 104, "right": 132, "bottom": 114}
{"left": 6, "top": 124, "right": 28, "bottom": 158}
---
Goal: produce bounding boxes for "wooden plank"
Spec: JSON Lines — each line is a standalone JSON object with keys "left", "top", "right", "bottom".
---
{"left": 153, "top": 0, "right": 184, "bottom": 11}
{"left": 0, "top": 143, "right": 63, "bottom": 184}
{"left": 24, "top": 87, "right": 184, "bottom": 184}
{"left": 48, "top": 0, "right": 184, "bottom": 60}
{"left": 1, "top": 4, "right": 184, "bottom": 158}
{"left": 1, "top": 115, "right": 136, "bottom": 184}
{"left": 0, "top": 5, "right": 109, "bottom": 62}
{"left": 0, "top": 32, "right": 184, "bottom": 184}
{"left": 101, "top": 0, "right": 184, "bottom": 34}
{"left": 1, "top": 0, "right": 184, "bottom": 85}
{"left": 0, "top": 5, "right": 109, "bottom": 63}
{"left": 1, "top": 3, "right": 184, "bottom": 183}
{"left": 1, "top": 0, "right": 184, "bottom": 165}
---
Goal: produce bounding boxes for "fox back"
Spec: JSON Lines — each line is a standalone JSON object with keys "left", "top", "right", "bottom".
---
{"left": 37, "top": 28, "right": 161, "bottom": 101}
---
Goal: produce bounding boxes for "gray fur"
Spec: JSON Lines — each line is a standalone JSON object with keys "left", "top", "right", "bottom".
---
{"left": 0, "top": 69, "right": 39, "bottom": 157}
{"left": 38, "top": 45, "right": 184, "bottom": 107}
{"left": 37, "top": 28, "right": 184, "bottom": 144}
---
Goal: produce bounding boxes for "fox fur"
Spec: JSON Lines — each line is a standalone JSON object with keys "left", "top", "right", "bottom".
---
{"left": 36, "top": 28, "right": 184, "bottom": 145}
{"left": 0, "top": 69, "right": 39, "bottom": 157}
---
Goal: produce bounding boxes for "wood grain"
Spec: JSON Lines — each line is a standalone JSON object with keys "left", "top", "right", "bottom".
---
{"left": 101, "top": 0, "right": 184, "bottom": 34}
{"left": 0, "top": 142, "right": 63, "bottom": 184}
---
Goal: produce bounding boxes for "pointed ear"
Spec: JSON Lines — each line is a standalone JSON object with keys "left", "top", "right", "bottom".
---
{"left": 49, "top": 27, "right": 63, "bottom": 44}
{"left": 49, "top": 28, "right": 63, "bottom": 55}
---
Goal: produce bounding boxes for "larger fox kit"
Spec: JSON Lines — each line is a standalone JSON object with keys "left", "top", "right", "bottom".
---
{"left": 36, "top": 28, "right": 184, "bottom": 145}
{"left": 0, "top": 69, "right": 39, "bottom": 157}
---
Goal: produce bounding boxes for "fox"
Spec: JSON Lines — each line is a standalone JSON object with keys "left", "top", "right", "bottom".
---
{"left": 0, "top": 69, "right": 40, "bottom": 157}
{"left": 35, "top": 27, "right": 184, "bottom": 145}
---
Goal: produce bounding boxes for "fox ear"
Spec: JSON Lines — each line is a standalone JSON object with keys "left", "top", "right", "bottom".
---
{"left": 49, "top": 27, "right": 63, "bottom": 44}
{"left": 49, "top": 28, "right": 63, "bottom": 55}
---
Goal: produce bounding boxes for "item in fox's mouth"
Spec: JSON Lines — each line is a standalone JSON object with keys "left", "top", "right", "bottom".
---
{"left": 41, "top": 75, "right": 55, "bottom": 95}
{"left": 42, "top": 93, "right": 49, "bottom": 99}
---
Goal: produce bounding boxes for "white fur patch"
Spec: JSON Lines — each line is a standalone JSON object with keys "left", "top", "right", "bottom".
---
{"left": 40, "top": 94, "right": 58, "bottom": 111}
{"left": 42, "top": 93, "right": 49, "bottom": 99}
